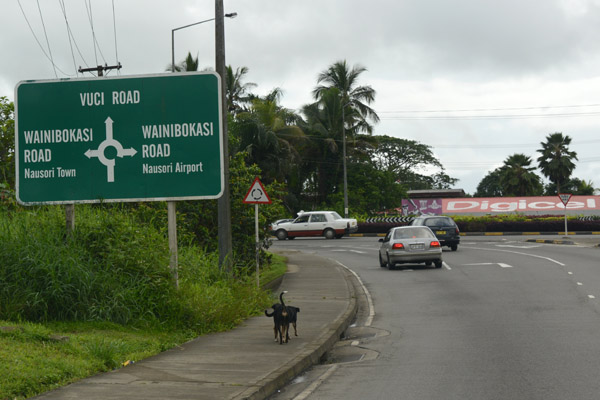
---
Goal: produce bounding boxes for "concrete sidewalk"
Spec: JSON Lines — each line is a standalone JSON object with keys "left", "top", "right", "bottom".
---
{"left": 34, "top": 250, "right": 358, "bottom": 400}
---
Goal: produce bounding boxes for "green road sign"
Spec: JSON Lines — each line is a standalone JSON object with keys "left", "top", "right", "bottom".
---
{"left": 15, "top": 72, "right": 223, "bottom": 205}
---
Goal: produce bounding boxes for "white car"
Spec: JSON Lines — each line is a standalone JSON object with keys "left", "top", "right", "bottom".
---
{"left": 271, "top": 211, "right": 358, "bottom": 240}
{"left": 378, "top": 226, "right": 443, "bottom": 270}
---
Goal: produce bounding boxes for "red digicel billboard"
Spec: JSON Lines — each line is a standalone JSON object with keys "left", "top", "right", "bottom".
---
{"left": 402, "top": 196, "right": 600, "bottom": 216}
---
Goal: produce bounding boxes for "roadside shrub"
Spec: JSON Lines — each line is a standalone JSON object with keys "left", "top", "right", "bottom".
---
{"left": 0, "top": 205, "right": 271, "bottom": 332}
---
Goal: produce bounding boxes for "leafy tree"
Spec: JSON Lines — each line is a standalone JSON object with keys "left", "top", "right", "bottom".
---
{"left": 537, "top": 132, "right": 578, "bottom": 193}
{"left": 364, "top": 135, "right": 457, "bottom": 190}
{"left": 545, "top": 178, "right": 596, "bottom": 195}
{"left": 226, "top": 66, "right": 256, "bottom": 114}
{"left": 0, "top": 96, "right": 14, "bottom": 189}
{"left": 475, "top": 168, "right": 504, "bottom": 197}
{"left": 328, "top": 160, "right": 405, "bottom": 214}
{"left": 499, "top": 153, "right": 543, "bottom": 196}
{"left": 231, "top": 89, "right": 306, "bottom": 186}
{"left": 174, "top": 152, "right": 286, "bottom": 267}
{"left": 312, "top": 60, "right": 379, "bottom": 135}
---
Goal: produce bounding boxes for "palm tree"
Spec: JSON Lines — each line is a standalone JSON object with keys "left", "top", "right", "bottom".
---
{"left": 536, "top": 132, "right": 578, "bottom": 193}
{"left": 166, "top": 52, "right": 200, "bottom": 72}
{"left": 499, "top": 153, "right": 543, "bottom": 196}
{"left": 312, "top": 60, "right": 379, "bottom": 135}
{"left": 226, "top": 66, "right": 256, "bottom": 114}
{"left": 301, "top": 88, "right": 345, "bottom": 204}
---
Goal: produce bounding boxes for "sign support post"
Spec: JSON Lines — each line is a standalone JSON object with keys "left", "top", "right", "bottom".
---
{"left": 243, "top": 177, "right": 271, "bottom": 288}
{"left": 558, "top": 193, "right": 572, "bottom": 237}
{"left": 255, "top": 204, "right": 259, "bottom": 287}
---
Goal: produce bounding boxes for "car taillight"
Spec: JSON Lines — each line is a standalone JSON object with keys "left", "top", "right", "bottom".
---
{"left": 430, "top": 241, "right": 441, "bottom": 248}
{"left": 392, "top": 243, "right": 404, "bottom": 249}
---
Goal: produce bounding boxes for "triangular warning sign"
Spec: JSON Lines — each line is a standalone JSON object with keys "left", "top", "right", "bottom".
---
{"left": 243, "top": 177, "right": 272, "bottom": 204}
{"left": 558, "top": 193, "right": 572, "bottom": 206}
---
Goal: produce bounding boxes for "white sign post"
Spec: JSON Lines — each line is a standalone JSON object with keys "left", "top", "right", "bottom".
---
{"left": 558, "top": 193, "right": 572, "bottom": 237}
{"left": 243, "top": 177, "right": 272, "bottom": 287}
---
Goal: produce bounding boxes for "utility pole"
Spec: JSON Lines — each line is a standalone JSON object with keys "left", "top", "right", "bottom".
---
{"left": 79, "top": 63, "right": 122, "bottom": 77}
{"left": 215, "top": 0, "right": 232, "bottom": 271}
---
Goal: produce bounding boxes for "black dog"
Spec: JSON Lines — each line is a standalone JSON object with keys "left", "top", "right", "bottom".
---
{"left": 264, "top": 291, "right": 300, "bottom": 344}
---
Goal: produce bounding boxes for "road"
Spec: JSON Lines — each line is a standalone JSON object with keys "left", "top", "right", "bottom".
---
{"left": 269, "top": 235, "right": 600, "bottom": 400}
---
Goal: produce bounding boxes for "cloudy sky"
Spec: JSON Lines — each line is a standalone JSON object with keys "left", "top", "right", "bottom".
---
{"left": 2, "top": 0, "right": 600, "bottom": 195}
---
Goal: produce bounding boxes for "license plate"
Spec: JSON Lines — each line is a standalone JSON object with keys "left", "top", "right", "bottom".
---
{"left": 436, "top": 230, "right": 446, "bottom": 235}
{"left": 410, "top": 243, "right": 425, "bottom": 250}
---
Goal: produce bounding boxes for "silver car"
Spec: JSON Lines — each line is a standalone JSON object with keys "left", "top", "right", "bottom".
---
{"left": 378, "top": 226, "right": 443, "bottom": 270}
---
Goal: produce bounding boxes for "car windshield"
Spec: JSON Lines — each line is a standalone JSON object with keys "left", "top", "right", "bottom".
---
{"left": 393, "top": 227, "right": 435, "bottom": 239}
{"left": 424, "top": 217, "right": 453, "bottom": 227}
{"left": 294, "top": 215, "right": 309, "bottom": 223}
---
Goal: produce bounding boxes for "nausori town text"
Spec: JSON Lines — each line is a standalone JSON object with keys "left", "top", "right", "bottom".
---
{"left": 21, "top": 90, "right": 214, "bottom": 180}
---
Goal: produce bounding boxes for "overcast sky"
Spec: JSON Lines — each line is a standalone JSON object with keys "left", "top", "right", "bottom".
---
{"left": 2, "top": 0, "right": 600, "bottom": 195}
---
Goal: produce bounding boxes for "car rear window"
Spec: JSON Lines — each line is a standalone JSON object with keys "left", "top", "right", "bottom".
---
{"left": 393, "top": 227, "right": 435, "bottom": 239}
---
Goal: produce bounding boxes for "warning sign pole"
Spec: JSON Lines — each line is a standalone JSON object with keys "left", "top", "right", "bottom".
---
{"left": 254, "top": 204, "right": 259, "bottom": 287}
{"left": 243, "top": 177, "right": 272, "bottom": 287}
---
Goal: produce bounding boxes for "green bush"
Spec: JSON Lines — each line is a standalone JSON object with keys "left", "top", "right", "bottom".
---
{"left": 0, "top": 205, "right": 272, "bottom": 333}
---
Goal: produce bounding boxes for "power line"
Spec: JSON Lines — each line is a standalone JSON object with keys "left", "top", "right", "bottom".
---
{"left": 58, "top": 0, "right": 78, "bottom": 75}
{"left": 36, "top": 0, "right": 57, "bottom": 78}
{"left": 84, "top": 0, "right": 107, "bottom": 65}
{"left": 111, "top": 0, "right": 120, "bottom": 74}
{"left": 380, "top": 110, "right": 600, "bottom": 121}
{"left": 432, "top": 138, "right": 600, "bottom": 149}
{"left": 17, "top": 0, "right": 74, "bottom": 77}
{"left": 377, "top": 103, "right": 600, "bottom": 114}
{"left": 58, "top": 0, "right": 90, "bottom": 69}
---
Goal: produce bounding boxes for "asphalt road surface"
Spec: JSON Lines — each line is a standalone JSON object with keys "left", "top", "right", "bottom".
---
{"left": 269, "top": 235, "right": 600, "bottom": 400}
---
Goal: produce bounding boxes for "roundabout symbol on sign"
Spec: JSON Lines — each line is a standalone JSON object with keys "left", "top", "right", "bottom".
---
{"left": 84, "top": 116, "right": 137, "bottom": 182}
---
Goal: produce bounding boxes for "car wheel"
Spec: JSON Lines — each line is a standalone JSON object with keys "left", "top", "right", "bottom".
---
{"left": 434, "top": 260, "right": 443, "bottom": 268}
{"left": 451, "top": 244, "right": 458, "bottom": 251}
{"left": 387, "top": 255, "right": 395, "bottom": 270}
{"left": 276, "top": 229, "right": 288, "bottom": 240}
{"left": 323, "top": 228, "right": 336, "bottom": 239}
{"left": 379, "top": 253, "right": 386, "bottom": 268}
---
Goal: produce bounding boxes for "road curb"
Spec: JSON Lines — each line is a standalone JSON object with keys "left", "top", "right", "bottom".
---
{"left": 525, "top": 239, "right": 575, "bottom": 245}
{"left": 233, "top": 262, "right": 358, "bottom": 400}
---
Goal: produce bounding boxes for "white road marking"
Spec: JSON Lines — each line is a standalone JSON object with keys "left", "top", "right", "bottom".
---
{"left": 463, "top": 262, "right": 514, "bottom": 268}
{"left": 443, "top": 262, "right": 451, "bottom": 270}
{"left": 334, "top": 260, "right": 375, "bottom": 327}
{"left": 577, "top": 282, "right": 583, "bottom": 286}
{"left": 293, "top": 364, "right": 339, "bottom": 400}
{"left": 331, "top": 249, "right": 366, "bottom": 254}
{"left": 462, "top": 246, "right": 565, "bottom": 266}
{"left": 496, "top": 244, "right": 543, "bottom": 249}
{"left": 589, "top": 295, "right": 596, "bottom": 299}
{"left": 568, "top": 272, "right": 574, "bottom": 275}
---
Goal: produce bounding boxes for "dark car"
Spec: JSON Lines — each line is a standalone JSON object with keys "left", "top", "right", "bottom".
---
{"left": 409, "top": 216, "right": 460, "bottom": 251}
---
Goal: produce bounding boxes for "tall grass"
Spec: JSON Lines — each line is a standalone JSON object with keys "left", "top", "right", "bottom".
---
{"left": 0, "top": 205, "right": 272, "bottom": 333}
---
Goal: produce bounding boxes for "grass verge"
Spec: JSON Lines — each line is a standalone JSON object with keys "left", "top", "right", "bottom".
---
{"left": 0, "top": 251, "right": 286, "bottom": 400}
